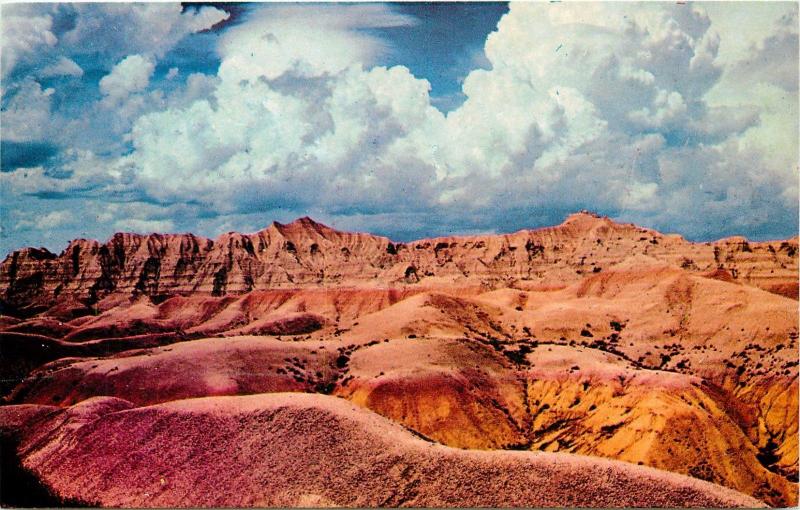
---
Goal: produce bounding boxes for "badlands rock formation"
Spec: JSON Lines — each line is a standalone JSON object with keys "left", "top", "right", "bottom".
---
{"left": 1, "top": 212, "right": 797, "bottom": 507}
{"left": 2, "top": 212, "right": 796, "bottom": 314}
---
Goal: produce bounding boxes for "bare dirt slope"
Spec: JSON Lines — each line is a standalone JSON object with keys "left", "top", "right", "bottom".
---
{"left": 1, "top": 393, "right": 764, "bottom": 508}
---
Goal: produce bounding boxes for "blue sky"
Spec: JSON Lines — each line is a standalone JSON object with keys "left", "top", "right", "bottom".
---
{"left": 1, "top": 2, "right": 797, "bottom": 254}
{"left": 371, "top": 2, "right": 509, "bottom": 111}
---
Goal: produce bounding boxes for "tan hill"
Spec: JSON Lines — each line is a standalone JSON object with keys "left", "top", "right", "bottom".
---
{"left": 0, "top": 392, "right": 764, "bottom": 508}
{"left": 1, "top": 212, "right": 796, "bottom": 317}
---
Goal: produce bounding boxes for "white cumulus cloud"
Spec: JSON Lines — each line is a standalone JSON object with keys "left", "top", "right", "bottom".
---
{"left": 1, "top": 78, "right": 54, "bottom": 142}
{"left": 4, "top": 2, "right": 797, "bottom": 244}
{"left": 99, "top": 54, "right": 155, "bottom": 101}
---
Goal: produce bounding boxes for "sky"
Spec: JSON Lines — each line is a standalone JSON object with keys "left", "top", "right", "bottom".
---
{"left": 1, "top": 1, "right": 798, "bottom": 254}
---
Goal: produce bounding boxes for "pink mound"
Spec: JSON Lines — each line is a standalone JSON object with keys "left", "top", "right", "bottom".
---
{"left": 7, "top": 336, "right": 340, "bottom": 406}
{"left": 6, "top": 393, "right": 763, "bottom": 508}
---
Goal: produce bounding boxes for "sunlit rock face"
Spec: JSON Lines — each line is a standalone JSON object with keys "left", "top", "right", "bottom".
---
{"left": 2, "top": 213, "right": 796, "bottom": 313}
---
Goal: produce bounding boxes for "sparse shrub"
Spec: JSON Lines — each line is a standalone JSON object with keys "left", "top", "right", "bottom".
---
{"left": 503, "top": 348, "right": 530, "bottom": 366}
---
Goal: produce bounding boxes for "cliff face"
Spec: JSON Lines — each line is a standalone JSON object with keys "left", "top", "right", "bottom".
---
{"left": 2, "top": 212, "right": 796, "bottom": 313}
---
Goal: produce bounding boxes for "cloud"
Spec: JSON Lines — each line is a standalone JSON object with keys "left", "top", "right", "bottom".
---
{"left": 216, "top": 3, "right": 415, "bottom": 82}
{"left": 99, "top": 54, "right": 155, "bottom": 101}
{"left": 113, "top": 218, "right": 175, "bottom": 234}
{"left": 1, "top": 3, "right": 227, "bottom": 81}
{"left": 13, "top": 209, "right": 72, "bottom": 232}
{"left": 1, "top": 3, "right": 230, "bottom": 156}
{"left": 703, "top": 5, "right": 798, "bottom": 213}
{"left": 118, "top": 4, "right": 435, "bottom": 219}
{"left": 1, "top": 2, "right": 797, "bottom": 251}
{"left": 729, "top": 10, "right": 799, "bottom": 92}
{"left": 59, "top": 3, "right": 229, "bottom": 61}
{"left": 1, "top": 78, "right": 54, "bottom": 142}
{"left": 109, "top": 2, "right": 797, "bottom": 242}
{"left": 0, "top": 5, "right": 57, "bottom": 79}
{"left": 433, "top": 3, "right": 793, "bottom": 239}
{"left": 38, "top": 56, "right": 84, "bottom": 78}
{"left": 0, "top": 149, "right": 129, "bottom": 197}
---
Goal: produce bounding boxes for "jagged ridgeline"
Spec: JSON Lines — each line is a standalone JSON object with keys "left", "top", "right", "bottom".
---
{"left": 2, "top": 212, "right": 797, "bottom": 317}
